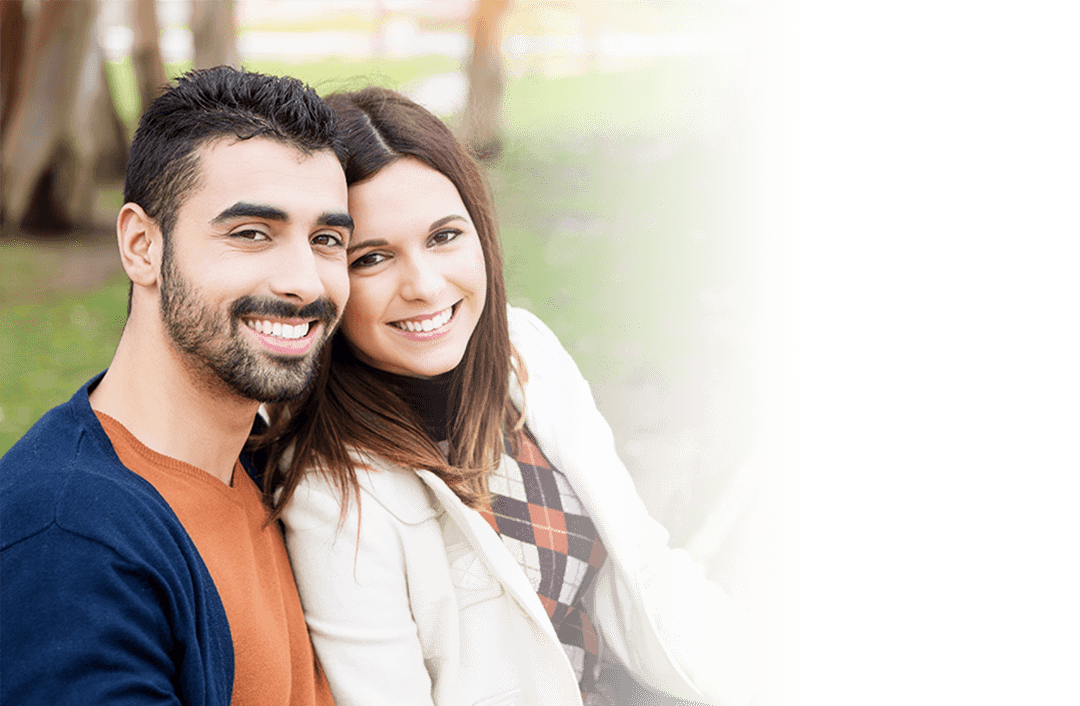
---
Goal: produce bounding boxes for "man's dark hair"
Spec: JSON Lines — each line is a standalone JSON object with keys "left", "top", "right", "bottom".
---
{"left": 123, "top": 66, "right": 345, "bottom": 241}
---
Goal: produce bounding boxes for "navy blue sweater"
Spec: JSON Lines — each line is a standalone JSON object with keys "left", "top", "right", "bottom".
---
{"left": 1, "top": 375, "right": 234, "bottom": 705}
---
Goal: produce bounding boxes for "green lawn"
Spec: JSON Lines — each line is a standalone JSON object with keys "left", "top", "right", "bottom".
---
{"left": 0, "top": 250, "right": 128, "bottom": 451}
{"left": 2, "top": 54, "right": 748, "bottom": 458}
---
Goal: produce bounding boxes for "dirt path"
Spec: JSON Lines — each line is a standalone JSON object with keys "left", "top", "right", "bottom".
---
{"left": 589, "top": 279, "right": 762, "bottom": 550}
{"left": 2, "top": 226, "right": 124, "bottom": 302}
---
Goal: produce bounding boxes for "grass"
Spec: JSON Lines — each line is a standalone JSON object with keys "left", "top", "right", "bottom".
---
{"left": 0, "top": 265, "right": 128, "bottom": 453}
{"left": 2, "top": 54, "right": 749, "bottom": 458}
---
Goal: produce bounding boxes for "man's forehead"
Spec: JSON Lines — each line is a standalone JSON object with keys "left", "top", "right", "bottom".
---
{"left": 195, "top": 134, "right": 330, "bottom": 165}
{"left": 175, "top": 137, "right": 347, "bottom": 225}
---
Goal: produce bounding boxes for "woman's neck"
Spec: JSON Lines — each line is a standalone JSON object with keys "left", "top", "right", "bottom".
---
{"left": 358, "top": 360, "right": 455, "bottom": 442}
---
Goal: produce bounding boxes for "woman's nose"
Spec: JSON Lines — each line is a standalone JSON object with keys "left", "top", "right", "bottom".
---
{"left": 398, "top": 252, "right": 444, "bottom": 302}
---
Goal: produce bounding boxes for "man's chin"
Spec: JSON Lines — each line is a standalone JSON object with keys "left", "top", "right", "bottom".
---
{"left": 205, "top": 349, "right": 318, "bottom": 404}
{"left": 229, "top": 364, "right": 317, "bottom": 404}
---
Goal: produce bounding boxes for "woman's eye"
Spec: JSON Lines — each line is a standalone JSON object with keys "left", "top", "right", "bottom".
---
{"left": 312, "top": 232, "right": 344, "bottom": 247}
{"left": 429, "top": 228, "right": 462, "bottom": 247}
{"left": 351, "top": 252, "right": 388, "bottom": 268}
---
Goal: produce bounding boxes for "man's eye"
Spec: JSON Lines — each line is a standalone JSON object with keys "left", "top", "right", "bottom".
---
{"left": 429, "top": 228, "right": 462, "bottom": 247}
{"left": 233, "top": 229, "right": 269, "bottom": 241}
{"left": 351, "top": 252, "right": 388, "bottom": 268}
{"left": 312, "top": 232, "right": 344, "bottom": 247}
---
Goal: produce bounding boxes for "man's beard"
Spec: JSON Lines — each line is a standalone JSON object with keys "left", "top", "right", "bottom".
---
{"left": 159, "top": 251, "right": 338, "bottom": 403}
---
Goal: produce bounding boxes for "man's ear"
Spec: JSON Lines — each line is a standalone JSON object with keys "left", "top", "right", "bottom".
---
{"left": 117, "top": 203, "right": 162, "bottom": 288}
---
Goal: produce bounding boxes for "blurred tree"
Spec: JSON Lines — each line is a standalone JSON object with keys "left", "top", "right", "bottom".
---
{"left": 191, "top": 0, "right": 238, "bottom": 70}
{"left": 1, "top": 0, "right": 127, "bottom": 234}
{"left": 132, "top": 0, "right": 167, "bottom": 115}
{"left": 372, "top": 0, "right": 387, "bottom": 58}
{"left": 461, "top": 0, "right": 510, "bottom": 161}
{"left": 0, "top": 0, "right": 27, "bottom": 131}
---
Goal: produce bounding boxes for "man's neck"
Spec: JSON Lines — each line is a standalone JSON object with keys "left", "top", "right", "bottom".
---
{"left": 89, "top": 317, "right": 258, "bottom": 485}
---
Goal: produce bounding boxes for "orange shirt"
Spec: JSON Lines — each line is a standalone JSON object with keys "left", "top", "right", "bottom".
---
{"left": 96, "top": 412, "right": 333, "bottom": 706}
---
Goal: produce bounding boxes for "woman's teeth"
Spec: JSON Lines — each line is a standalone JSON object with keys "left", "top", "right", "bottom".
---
{"left": 245, "top": 319, "right": 310, "bottom": 339}
{"left": 392, "top": 306, "right": 453, "bottom": 333}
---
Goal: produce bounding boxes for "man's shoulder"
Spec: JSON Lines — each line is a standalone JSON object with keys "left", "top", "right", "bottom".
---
{"left": 1, "top": 391, "right": 184, "bottom": 557}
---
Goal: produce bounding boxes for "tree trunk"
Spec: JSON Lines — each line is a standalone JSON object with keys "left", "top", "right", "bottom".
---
{"left": 372, "top": 0, "right": 386, "bottom": 58}
{"left": 0, "top": 0, "right": 28, "bottom": 132}
{"left": 461, "top": 0, "right": 510, "bottom": 162}
{"left": 132, "top": 0, "right": 167, "bottom": 114}
{"left": 191, "top": 0, "right": 238, "bottom": 71}
{"left": 1, "top": 0, "right": 128, "bottom": 233}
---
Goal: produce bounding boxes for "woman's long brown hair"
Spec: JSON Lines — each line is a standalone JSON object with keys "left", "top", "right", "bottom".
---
{"left": 257, "top": 86, "right": 524, "bottom": 520}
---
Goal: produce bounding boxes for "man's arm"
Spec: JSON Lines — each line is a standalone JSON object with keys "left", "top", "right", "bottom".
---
{"left": 2, "top": 525, "right": 195, "bottom": 705}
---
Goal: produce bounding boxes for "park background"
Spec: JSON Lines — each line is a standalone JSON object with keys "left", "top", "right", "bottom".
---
{"left": 0, "top": 4, "right": 794, "bottom": 703}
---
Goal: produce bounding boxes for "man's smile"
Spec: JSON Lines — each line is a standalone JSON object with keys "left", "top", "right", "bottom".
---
{"left": 243, "top": 318, "right": 314, "bottom": 340}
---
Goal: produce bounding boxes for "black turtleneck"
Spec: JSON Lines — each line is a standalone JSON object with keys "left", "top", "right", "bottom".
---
{"left": 356, "top": 359, "right": 454, "bottom": 443}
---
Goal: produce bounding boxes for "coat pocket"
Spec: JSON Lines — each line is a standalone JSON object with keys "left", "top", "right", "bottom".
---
{"left": 445, "top": 541, "right": 506, "bottom": 609}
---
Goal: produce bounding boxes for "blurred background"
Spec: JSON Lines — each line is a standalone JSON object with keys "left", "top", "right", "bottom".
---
{"left": 1, "top": 0, "right": 767, "bottom": 590}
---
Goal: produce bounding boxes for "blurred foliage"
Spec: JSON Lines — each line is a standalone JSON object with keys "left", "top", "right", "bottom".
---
{"left": 492, "top": 134, "right": 745, "bottom": 384}
{"left": 2, "top": 53, "right": 745, "bottom": 457}
{"left": 105, "top": 56, "right": 460, "bottom": 136}
{"left": 504, "top": 56, "right": 723, "bottom": 138}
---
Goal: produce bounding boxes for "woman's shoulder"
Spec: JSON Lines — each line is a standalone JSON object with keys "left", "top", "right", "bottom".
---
{"left": 360, "top": 464, "right": 442, "bottom": 526}
{"left": 506, "top": 305, "right": 561, "bottom": 349}
{"left": 506, "top": 306, "right": 589, "bottom": 391}
{"left": 506, "top": 306, "right": 574, "bottom": 367}
{"left": 293, "top": 455, "right": 442, "bottom": 528}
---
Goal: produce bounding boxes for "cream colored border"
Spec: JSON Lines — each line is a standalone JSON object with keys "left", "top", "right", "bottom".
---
{"left": 756, "top": 0, "right": 799, "bottom": 703}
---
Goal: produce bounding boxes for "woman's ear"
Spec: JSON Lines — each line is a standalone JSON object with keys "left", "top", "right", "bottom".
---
{"left": 117, "top": 203, "right": 162, "bottom": 288}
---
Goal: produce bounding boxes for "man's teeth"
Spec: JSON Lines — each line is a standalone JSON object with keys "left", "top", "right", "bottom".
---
{"left": 246, "top": 319, "right": 310, "bottom": 339}
{"left": 393, "top": 306, "right": 453, "bottom": 333}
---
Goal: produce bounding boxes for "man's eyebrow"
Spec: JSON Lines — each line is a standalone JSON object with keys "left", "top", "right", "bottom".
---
{"left": 211, "top": 202, "right": 288, "bottom": 224}
{"left": 318, "top": 212, "right": 354, "bottom": 234}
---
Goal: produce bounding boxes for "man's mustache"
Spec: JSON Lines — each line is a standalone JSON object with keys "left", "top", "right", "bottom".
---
{"left": 230, "top": 296, "right": 339, "bottom": 324}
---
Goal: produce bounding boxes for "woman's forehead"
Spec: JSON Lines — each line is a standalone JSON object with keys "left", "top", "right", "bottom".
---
{"left": 347, "top": 158, "right": 469, "bottom": 228}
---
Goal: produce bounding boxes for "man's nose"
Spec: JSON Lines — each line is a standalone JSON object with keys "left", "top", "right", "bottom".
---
{"left": 268, "top": 237, "right": 327, "bottom": 305}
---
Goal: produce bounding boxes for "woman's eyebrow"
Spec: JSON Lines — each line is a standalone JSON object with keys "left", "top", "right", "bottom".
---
{"left": 348, "top": 238, "right": 388, "bottom": 253}
{"left": 429, "top": 214, "right": 469, "bottom": 230}
{"left": 347, "top": 215, "right": 469, "bottom": 252}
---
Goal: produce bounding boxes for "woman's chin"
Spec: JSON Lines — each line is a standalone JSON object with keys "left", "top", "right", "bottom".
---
{"left": 373, "top": 353, "right": 464, "bottom": 379}
{"left": 402, "top": 357, "right": 463, "bottom": 379}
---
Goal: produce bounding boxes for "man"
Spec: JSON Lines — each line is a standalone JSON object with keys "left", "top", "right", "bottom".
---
{"left": 0, "top": 67, "right": 353, "bottom": 705}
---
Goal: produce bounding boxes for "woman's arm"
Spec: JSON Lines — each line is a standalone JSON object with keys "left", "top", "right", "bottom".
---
{"left": 508, "top": 306, "right": 768, "bottom": 706}
{"left": 282, "top": 470, "right": 442, "bottom": 706}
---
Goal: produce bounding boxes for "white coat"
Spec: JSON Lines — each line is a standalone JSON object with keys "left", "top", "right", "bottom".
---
{"left": 282, "top": 308, "right": 766, "bottom": 706}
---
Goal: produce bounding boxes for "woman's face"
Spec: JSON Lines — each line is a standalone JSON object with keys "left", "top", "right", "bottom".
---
{"left": 342, "top": 157, "right": 487, "bottom": 378}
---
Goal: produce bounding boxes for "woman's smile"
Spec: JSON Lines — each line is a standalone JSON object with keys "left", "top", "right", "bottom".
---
{"left": 388, "top": 302, "right": 459, "bottom": 335}
{"left": 341, "top": 157, "right": 487, "bottom": 378}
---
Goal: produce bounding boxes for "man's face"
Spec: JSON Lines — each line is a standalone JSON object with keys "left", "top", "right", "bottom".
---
{"left": 158, "top": 137, "right": 352, "bottom": 403}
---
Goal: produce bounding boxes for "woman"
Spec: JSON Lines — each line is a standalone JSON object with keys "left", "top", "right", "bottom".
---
{"left": 261, "top": 87, "right": 764, "bottom": 706}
